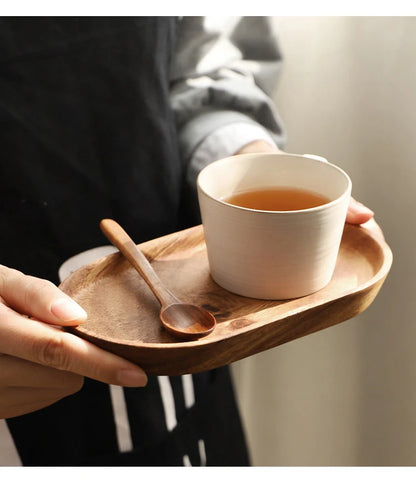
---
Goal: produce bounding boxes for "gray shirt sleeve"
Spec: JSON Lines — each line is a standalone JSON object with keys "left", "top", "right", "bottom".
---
{"left": 170, "top": 16, "right": 286, "bottom": 186}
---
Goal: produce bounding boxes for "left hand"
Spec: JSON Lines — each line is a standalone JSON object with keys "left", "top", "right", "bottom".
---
{"left": 235, "top": 141, "right": 381, "bottom": 235}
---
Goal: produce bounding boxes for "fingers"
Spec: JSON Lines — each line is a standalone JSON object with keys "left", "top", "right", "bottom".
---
{"left": 0, "top": 354, "right": 84, "bottom": 419}
{"left": 0, "top": 265, "right": 147, "bottom": 420}
{"left": 0, "top": 354, "right": 83, "bottom": 389}
{"left": 0, "top": 354, "right": 85, "bottom": 419}
{"left": 0, "top": 303, "right": 147, "bottom": 388}
{"left": 0, "top": 386, "right": 78, "bottom": 419}
{"left": 345, "top": 198, "right": 385, "bottom": 242}
{"left": 346, "top": 197, "right": 375, "bottom": 225}
{"left": 0, "top": 265, "right": 87, "bottom": 326}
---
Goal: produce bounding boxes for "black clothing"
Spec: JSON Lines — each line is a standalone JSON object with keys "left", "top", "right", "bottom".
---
{"left": 1, "top": 17, "right": 249, "bottom": 466}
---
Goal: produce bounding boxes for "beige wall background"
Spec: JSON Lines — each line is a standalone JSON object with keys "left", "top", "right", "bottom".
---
{"left": 231, "top": 16, "right": 416, "bottom": 466}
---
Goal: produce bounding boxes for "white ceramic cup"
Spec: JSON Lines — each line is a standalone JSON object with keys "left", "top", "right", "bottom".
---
{"left": 197, "top": 152, "right": 352, "bottom": 300}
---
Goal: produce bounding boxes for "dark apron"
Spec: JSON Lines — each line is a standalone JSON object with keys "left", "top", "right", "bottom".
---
{"left": 1, "top": 17, "right": 249, "bottom": 466}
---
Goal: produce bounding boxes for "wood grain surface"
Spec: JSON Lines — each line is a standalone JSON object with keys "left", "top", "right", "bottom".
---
{"left": 61, "top": 224, "right": 392, "bottom": 375}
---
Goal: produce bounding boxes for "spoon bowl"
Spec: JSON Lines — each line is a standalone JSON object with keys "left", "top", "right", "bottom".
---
{"left": 100, "top": 219, "right": 216, "bottom": 339}
{"left": 160, "top": 303, "right": 216, "bottom": 339}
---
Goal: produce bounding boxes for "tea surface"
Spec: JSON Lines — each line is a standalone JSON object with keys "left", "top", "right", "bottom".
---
{"left": 223, "top": 187, "right": 331, "bottom": 211}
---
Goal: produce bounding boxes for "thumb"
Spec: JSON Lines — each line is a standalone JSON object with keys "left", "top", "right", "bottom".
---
{"left": 346, "top": 197, "right": 375, "bottom": 225}
{"left": 0, "top": 265, "right": 87, "bottom": 326}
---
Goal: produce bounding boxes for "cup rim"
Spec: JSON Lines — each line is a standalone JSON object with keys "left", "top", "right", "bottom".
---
{"left": 197, "top": 152, "right": 352, "bottom": 214}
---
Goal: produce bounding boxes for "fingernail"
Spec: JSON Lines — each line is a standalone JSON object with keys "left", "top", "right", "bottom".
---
{"left": 117, "top": 369, "right": 148, "bottom": 387}
{"left": 51, "top": 298, "right": 88, "bottom": 322}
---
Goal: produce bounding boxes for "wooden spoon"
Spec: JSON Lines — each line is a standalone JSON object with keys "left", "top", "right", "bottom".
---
{"left": 100, "top": 219, "right": 216, "bottom": 339}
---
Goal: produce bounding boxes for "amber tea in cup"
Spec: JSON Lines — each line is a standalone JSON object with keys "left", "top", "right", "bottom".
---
{"left": 223, "top": 187, "right": 331, "bottom": 211}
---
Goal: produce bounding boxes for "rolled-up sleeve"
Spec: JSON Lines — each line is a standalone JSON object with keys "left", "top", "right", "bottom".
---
{"left": 170, "top": 16, "right": 286, "bottom": 186}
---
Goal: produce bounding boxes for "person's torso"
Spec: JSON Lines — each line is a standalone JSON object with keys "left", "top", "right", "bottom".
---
{"left": 0, "top": 17, "right": 186, "bottom": 283}
{"left": 0, "top": 17, "right": 248, "bottom": 466}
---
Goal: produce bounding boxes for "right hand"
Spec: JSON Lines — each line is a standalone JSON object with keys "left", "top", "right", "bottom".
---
{"left": 0, "top": 265, "right": 147, "bottom": 419}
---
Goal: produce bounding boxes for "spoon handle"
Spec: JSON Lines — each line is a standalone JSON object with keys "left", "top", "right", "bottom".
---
{"left": 100, "top": 219, "right": 179, "bottom": 308}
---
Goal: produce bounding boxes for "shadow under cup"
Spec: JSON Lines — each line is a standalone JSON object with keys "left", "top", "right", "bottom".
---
{"left": 197, "top": 153, "right": 352, "bottom": 300}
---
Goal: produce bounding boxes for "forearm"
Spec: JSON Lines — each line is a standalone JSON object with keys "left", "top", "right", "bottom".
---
{"left": 171, "top": 16, "right": 286, "bottom": 185}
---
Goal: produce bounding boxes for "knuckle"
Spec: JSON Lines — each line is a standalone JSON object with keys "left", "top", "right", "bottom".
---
{"left": 31, "top": 278, "right": 56, "bottom": 293}
{"left": 23, "top": 277, "right": 56, "bottom": 308}
{"left": 0, "top": 266, "right": 23, "bottom": 295}
{"left": 34, "top": 334, "right": 71, "bottom": 370}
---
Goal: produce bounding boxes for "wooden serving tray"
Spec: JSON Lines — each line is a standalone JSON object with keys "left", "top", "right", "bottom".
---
{"left": 61, "top": 224, "right": 392, "bottom": 376}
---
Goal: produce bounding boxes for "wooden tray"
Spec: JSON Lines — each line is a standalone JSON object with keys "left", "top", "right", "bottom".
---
{"left": 61, "top": 224, "right": 392, "bottom": 376}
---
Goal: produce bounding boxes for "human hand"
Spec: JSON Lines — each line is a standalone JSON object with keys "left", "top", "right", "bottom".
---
{"left": 0, "top": 265, "right": 147, "bottom": 418}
